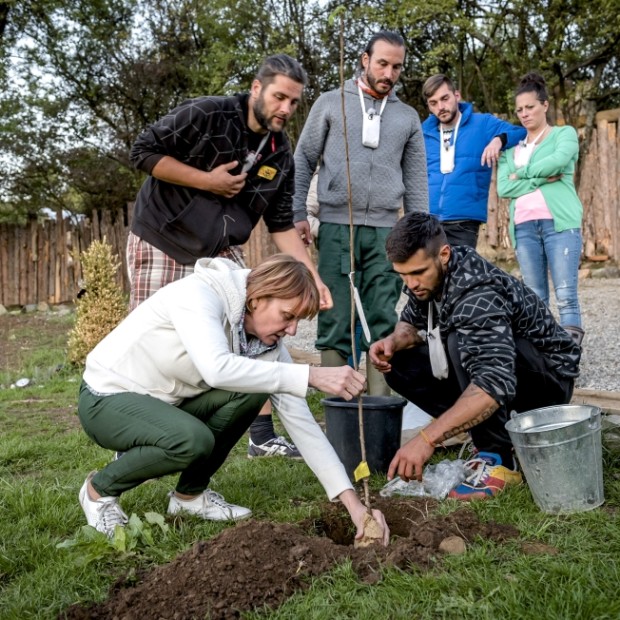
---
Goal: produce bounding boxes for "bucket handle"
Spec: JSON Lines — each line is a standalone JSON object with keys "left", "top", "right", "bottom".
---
{"left": 588, "top": 407, "right": 601, "bottom": 430}
{"left": 510, "top": 409, "right": 518, "bottom": 420}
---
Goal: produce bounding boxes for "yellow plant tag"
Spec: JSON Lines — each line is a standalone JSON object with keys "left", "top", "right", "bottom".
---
{"left": 257, "top": 165, "right": 277, "bottom": 180}
{"left": 354, "top": 461, "right": 371, "bottom": 482}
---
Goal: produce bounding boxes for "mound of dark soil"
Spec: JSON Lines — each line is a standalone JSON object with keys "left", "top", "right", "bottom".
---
{"left": 61, "top": 496, "right": 518, "bottom": 620}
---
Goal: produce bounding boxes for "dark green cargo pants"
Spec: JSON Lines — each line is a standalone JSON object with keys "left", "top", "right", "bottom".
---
{"left": 316, "top": 223, "right": 401, "bottom": 357}
{"left": 78, "top": 381, "right": 268, "bottom": 497}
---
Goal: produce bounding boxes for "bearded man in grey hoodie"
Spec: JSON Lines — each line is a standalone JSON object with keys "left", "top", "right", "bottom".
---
{"left": 293, "top": 30, "right": 428, "bottom": 394}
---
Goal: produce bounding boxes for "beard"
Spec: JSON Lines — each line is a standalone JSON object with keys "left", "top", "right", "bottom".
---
{"left": 428, "top": 257, "right": 447, "bottom": 299}
{"left": 438, "top": 106, "right": 459, "bottom": 125}
{"left": 410, "top": 258, "right": 446, "bottom": 301}
{"left": 365, "top": 71, "right": 393, "bottom": 93}
{"left": 253, "top": 93, "right": 286, "bottom": 132}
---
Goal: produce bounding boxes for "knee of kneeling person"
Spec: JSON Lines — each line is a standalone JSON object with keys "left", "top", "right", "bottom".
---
{"left": 172, "top": 428, "right": 215, "bottom": 463}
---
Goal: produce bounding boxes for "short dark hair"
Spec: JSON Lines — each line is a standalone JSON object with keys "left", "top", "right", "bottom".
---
{"left": 255, "top": 54, "right": 307, "bottom": 88}
{"left": 362, "top": 30, "right": 406, "bottom": 58}
{"left": 422, "top": 74, "right": 456, "bottom": 101}
{"left": 515, "top": 72, "right": 549, "bottom": 103}
{"left": 386, "top": 213, "right": 448, "bottom": 263}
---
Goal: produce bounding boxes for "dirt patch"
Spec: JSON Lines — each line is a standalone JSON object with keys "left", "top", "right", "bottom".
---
{"left": 0, "top": 310, "right": 73, "bottom": 375}
{"left": 61, "top": 496, "right": 519, "bottom": 620}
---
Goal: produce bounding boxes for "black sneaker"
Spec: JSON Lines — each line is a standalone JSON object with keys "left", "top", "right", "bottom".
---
{"left": 247, "top": 436, "right": 303, "bottom": 460}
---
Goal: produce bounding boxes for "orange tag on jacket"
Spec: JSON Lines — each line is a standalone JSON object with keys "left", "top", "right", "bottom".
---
{"left": 257, "top": 165, "right": 277, "bottom": 180}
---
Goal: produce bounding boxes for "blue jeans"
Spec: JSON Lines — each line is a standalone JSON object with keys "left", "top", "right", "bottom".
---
{"left": 515, "top": 220, "right": 582, "bottom": 327}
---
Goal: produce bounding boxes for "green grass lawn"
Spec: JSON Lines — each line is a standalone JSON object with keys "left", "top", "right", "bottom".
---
{"left": 2, "top": 311, "right": 620, "bottom": 619}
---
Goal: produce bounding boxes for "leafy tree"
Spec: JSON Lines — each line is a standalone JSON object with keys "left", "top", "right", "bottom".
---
{"left": 1, "top": 0, "right": 619, "bottom": 215}
{"left": 0, "top": 0, "right": 206, "bottom": 218}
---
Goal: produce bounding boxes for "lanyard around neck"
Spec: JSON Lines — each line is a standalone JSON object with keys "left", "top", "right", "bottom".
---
{"left": 358, "top": 86, "right": 388, "bottom": 119}
{"left": 242, "top": 131, "right": 271, "bottom": 173}
{"left": 439, "top": 112, "right": 462, "bottom": 150}
{"left": 524, "top": 125, "right": 549, "bottom": 146}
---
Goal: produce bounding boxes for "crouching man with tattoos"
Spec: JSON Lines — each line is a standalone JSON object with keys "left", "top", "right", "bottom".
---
{"left": 369, "top": 212, "right": 581, "bottom": 500}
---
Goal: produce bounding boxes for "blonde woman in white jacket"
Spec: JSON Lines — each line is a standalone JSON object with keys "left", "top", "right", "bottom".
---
{"left": 77, "top": 254, "right": 388, "bottom": 543}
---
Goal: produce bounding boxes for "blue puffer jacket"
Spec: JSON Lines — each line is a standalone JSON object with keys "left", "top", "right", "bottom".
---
{"left": 423, "top": 102, "right": 526, "bottom": 223}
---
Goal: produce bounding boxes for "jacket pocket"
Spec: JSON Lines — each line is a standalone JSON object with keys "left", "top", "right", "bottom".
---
{"left": 161, "top": 195, "right": 253, "bottom": 257}
{"left": 367, "top": 163, "right": 405, "bottom": 212}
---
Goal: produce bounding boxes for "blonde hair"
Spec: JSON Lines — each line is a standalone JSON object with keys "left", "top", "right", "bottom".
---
{"left": 246, "top": 254, "right": 319, "bottom": 319}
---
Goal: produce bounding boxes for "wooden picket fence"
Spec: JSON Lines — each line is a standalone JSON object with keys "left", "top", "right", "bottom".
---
{"left": 0, "top": 208, "right": 130, "bottom": 307}
{"left": 0, "top": 205, "right": 278, "bottom": 307}
{"left": 1, "top": 109, "right": 619, "bottom": 307}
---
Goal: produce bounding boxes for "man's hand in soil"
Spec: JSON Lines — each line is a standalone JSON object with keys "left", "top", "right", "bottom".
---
{"left": 388, "top": 434, "right": 435, "bottom": 482}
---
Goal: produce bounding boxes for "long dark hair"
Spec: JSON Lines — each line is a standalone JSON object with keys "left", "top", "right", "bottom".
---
{"left": 515, "top": 72, "right": 549, "bottom": 103}
{"left": 357, "top": 30, "right": 405, "bottom": 75}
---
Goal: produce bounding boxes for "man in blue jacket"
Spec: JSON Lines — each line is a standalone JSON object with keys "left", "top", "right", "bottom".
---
{"left": 422, "top": 74, "right": 526, "bottom": 248}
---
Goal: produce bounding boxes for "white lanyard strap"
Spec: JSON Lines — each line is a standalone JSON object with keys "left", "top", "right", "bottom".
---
{"left": 358, "top": 86, "right": 388, "bottom": 119}
{"left": 427, "top": 301, "right": 449, "bottom": 379}
{"left": 242, "top": 131, "right": 271, "bottom": 173}
{"left": 439, "top": 112, "right": 462, "bottom": 150}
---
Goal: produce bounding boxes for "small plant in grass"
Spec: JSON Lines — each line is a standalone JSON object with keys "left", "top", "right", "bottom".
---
{"left": 57, "top": 512, "right": 170, "bottom": 565}
{"left": 67, "top": 238, "right": 127, "bottom": 365}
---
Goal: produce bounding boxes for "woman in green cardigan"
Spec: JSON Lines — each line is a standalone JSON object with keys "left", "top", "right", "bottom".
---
{"left": 497, "top": 72, "right": 584, "bottom": 345}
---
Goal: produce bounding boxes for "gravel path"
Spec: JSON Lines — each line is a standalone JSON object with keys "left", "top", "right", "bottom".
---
{"left": 574, "top": 277, "right": 620, "bottom": 392}
{"left": 285, "top": 276, "right": 620, "bottom": 393}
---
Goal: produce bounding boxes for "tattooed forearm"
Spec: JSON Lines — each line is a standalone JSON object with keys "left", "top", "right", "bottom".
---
{"left": 438, "top": 384, "right": 499, "bottom": 442}
{"left": 441, "top": 407, "right": 496, "bottom": 440}
{"left": 393, "top": 321, "right": 425, "bottom": 349}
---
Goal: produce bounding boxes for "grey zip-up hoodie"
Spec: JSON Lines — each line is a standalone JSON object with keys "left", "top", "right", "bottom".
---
{"left": 293, "top": 78, "right": 428, "bottom": 226}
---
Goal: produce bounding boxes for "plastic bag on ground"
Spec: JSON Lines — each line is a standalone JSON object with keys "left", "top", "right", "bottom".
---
{"left": 379, "top": 459, "right": 467, "bottom": 500}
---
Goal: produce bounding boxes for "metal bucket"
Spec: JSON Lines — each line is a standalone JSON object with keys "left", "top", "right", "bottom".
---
{"left": 505, "top": 404, "right": 604, "bottom": 514}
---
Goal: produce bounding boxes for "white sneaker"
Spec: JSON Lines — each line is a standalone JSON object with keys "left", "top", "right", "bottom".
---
{"left": 78, "top": 472, "right": 128, "bottom": 537}
{"left": 167, "top": 489, "right": 252, "bottom": 521}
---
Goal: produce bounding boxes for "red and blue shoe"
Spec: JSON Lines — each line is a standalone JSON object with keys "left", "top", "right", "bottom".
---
{"left": 448, "top": 452, "right": 523, "bottom": 501}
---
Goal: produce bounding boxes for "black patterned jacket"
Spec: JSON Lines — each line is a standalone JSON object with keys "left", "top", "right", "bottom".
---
{"left": 130, "top": 93, "right": 295, "bottom": 264}
{"left": 400, "top": 246, "right": 581, "bottom": 405}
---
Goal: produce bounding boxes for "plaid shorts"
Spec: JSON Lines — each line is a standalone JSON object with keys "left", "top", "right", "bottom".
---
{"left": 126, "top": 232, "right": 246, "bottom": 310}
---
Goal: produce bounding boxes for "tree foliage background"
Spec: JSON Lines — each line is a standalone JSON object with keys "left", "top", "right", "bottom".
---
{"left": 0, "top": 0, "right": 618, "bottom": 222}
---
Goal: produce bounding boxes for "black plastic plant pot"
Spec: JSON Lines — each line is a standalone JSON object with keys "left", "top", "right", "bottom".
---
{"left": 322, "top": 395, "right": 406, "bottom": 480}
